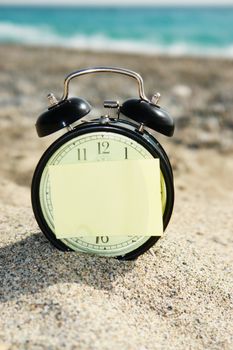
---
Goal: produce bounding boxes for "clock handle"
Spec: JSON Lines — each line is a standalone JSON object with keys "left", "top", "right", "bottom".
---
{"left": 60, "top": 66, "right": 150, "bottom": 103}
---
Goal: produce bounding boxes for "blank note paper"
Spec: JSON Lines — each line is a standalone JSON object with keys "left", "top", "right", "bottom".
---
{"left": 49, "top": 159, "right": 163, "bottom": 238}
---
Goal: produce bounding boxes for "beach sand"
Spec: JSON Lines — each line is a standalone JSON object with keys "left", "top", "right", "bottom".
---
{"left": 0, "top": 45, "right": 232, "bottom": 350}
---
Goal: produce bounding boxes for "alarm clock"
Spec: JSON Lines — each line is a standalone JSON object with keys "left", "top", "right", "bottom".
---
{"left": 31, "top": 67, "right": 174, "bottom": 260}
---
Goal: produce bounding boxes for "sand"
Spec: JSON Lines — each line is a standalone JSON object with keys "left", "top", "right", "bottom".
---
{"left": 0, "top": 45, "right": 232, "bottom": 350}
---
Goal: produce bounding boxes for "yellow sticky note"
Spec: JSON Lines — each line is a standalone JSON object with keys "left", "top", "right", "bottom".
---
{"left": 49, "top": 159, "right": 163, "bottom": 238}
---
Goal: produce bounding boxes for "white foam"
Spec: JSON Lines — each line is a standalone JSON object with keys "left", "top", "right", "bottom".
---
{"left": 0, "top": 21, "right": 233, "bottom": 58}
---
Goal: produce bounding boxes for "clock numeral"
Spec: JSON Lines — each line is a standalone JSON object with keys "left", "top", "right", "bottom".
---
{"left": 124, "top": 147, "right": 128, "bottom": 159}
{"left": 77, "top": 148, "right": 87, "bottom": 161}
{"left": 98, "top": 141, "right": 110, "bottom": 154}
{"left": 96, "top": 236, "right": 109, "bottom": 244}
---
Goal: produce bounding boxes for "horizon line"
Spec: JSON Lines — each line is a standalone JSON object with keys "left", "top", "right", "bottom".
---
{"left": 1, "top": 3, "right": 233, "bottom": 6}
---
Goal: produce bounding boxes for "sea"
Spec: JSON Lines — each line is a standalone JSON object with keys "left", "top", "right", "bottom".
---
{"left": 0, "top": 5, "right": 233, "bottom": 57}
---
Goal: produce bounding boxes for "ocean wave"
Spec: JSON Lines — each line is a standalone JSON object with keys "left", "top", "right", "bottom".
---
{"left": 0, "top": 21, "right": 233, "bottom": 58}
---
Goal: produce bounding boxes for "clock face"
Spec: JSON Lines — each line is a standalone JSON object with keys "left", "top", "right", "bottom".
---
{"left": 39, "top": 131, "right": 167, "bottom": 257}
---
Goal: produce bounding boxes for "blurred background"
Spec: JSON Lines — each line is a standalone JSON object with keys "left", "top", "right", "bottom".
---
{"left": 1, "top": 1, "right": 233, "bottom": 56}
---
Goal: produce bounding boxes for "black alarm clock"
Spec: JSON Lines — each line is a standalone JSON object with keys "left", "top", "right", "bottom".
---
{"left": 31, "top": 67, "right": 174, "bottom": 260}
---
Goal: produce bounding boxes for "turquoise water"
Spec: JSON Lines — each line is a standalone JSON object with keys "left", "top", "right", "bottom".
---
{"left": 0, "top": 6, "right": 232, "bottom": 56}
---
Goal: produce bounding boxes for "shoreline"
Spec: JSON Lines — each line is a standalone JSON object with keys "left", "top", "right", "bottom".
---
{"left": 2, "top": 42, "right": 233, "bottom": 61}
